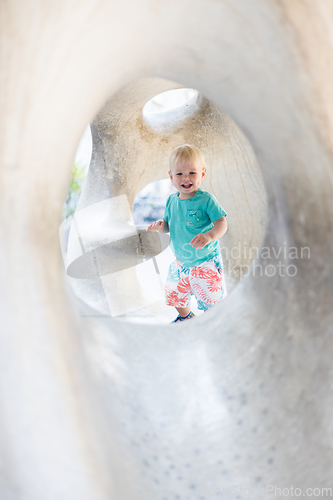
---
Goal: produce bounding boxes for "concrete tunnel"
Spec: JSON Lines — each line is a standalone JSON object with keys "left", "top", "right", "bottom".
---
{"left": 62, "top": 77, "right": 267, "bottom": 321}
{"left": 0, "top": 1, "right": 333, "bottom": 499}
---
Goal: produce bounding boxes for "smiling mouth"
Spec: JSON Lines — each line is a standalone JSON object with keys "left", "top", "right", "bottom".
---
{"left": 181, "top": 183, "right": 192, "bottom": 188}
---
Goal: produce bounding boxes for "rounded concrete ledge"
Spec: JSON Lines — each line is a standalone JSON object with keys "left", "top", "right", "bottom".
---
{"left": 1, "top": 1, "right": 333, "bottom": 500}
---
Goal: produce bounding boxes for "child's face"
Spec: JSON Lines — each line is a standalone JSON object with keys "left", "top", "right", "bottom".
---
{"left": 169, "top": 159, "right": 206, "bottom": 199}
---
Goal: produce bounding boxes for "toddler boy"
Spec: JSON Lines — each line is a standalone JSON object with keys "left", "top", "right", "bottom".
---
{"left": 147, "top": 144, "right": 228, "bottom": 323}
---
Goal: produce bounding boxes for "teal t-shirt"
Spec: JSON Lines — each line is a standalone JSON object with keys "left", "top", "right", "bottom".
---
{"left": 163, "top": 188, "right": 227, "bottom": 267}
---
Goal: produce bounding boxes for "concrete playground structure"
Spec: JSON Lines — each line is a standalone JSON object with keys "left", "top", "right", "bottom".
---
{"left": 63, "top": 77, "right": 266, "bottom": 321}
{"left": 0, "top": 1, "right": 333, "bottom": 499}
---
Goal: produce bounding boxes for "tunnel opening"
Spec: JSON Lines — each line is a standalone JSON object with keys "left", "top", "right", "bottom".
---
{"left": 142, "top": 88, "right": 200, "bottom": 133}
{"left": 60, "top": 78, "right": 268, "bottom": 324}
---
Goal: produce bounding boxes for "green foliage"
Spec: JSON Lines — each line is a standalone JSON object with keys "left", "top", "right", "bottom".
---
{"left": 63, "top": 162, "right": 87, "bottom": 219}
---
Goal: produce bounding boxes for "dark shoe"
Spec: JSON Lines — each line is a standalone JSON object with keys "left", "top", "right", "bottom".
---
{"left": 171, "top": 311, "right": 195, "bottom": 323}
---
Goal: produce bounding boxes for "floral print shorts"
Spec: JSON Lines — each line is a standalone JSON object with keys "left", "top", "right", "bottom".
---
{"left": 165, "top": 254, "right": 227, "bottom": 311}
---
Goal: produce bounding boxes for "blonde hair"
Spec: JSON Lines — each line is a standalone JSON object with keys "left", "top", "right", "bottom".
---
{"left": 169, "top": 144, "right": 206, "bottom": 171}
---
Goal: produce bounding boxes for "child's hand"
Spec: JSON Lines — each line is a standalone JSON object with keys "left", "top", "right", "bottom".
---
{"left": 190, "top": 233, "right": 213, "bottom": 249}
{"left": 146, "top": 220, "right": 164, "bottom": 232}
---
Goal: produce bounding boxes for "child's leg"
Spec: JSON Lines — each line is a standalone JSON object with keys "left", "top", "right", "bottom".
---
{"left": 189, "top": 255, "right": 226, "bottom": 311}
{"left": 165, "top": 259, "right": 193, "bottom": 319}
{"left": 175, "top": 306, "right": 191, "bottom": 317}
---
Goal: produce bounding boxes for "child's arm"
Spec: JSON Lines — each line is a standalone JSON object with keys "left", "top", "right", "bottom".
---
{"left": 190, "top": 216, "right": 227, "bottom": 249}
{"left": 146, "top": 219, "right": 169, "bottom": 233}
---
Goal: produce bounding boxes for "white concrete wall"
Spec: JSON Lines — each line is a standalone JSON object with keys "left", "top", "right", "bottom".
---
{"left": 1, "top": 1, "right": 333, "bottom": 499}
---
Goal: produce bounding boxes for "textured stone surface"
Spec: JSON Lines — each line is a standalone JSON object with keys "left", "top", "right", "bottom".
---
{"left": 0, "top": 1, "right": 333, "bottom": 499}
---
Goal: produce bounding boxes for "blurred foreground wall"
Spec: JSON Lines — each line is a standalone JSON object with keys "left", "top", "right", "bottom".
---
{"left": 0, "top": 1, "right": 333, "bottom": 499}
